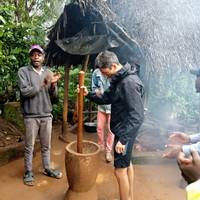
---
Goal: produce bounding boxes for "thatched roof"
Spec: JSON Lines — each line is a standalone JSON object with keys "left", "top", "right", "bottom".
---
{"left": 45, "top": 0, "right": 145, "bottom": 75}
{"left": 111, "top": 0, "right": 200, "bottom": 73}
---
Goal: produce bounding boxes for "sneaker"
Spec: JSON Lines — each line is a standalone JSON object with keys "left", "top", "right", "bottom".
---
{"left": 23, "top": 171, "right": 34, "bottom": 186}
{"left": 105, "top": 151, "right": 113, "bottom": 162}
{"left": 43, "top": 168, "right": 63, "bottom": 179}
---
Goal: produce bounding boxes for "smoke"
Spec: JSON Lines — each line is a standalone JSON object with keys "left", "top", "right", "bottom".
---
{"left": 112, "top": 0, "right": 200, "bottom": 73}
{"left": 109, "top": 1, "right": 200, "bottom": 153}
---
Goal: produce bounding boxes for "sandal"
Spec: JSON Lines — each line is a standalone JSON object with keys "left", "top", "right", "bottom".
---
{"left": 23, "top": 171, "right": 34, "bottom": 186}
{"left": 43, "top": 168, "right": 62, "bottom": 179}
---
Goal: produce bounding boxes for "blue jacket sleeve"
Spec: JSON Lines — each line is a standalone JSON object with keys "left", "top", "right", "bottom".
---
{"left": 182, "top": 142, "right": 200, "bottom": 157}
{"left": 189, "top": 134, "right": 200, "bottom": 143}
{"left": 91, "top": 70, "right": 99, "bottom": 92}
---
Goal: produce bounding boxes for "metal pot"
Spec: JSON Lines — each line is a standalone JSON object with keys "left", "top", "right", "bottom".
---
{"left": 84, "top": 122, "right": 97, "bottom": 133}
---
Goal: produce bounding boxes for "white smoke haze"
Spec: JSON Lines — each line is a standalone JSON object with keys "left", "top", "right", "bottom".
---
{"left": 112, "top": 0, "right": 200, "bottom": 73}
{"left": 109, "top": 0, "right": 200, "bottom": 151}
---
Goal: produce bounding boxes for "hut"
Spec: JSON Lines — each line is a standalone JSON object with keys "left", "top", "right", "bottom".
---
{"left": 46, "top": 0, "right": 146, "bottom": 140}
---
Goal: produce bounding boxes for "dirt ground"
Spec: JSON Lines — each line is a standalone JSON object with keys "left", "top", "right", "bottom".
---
{"left": 0, "top": 117, "right": 23, "bottom": 147}
{"left": 0, "top": 123, "right": 185, "bottom": 200}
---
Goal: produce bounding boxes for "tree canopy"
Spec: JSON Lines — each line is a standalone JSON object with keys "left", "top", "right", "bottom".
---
{"left": 0, "top": 0, "right": 65, "bottom": 101}
{"left": 0, "top": 0, "right": 199, "bottom": 126}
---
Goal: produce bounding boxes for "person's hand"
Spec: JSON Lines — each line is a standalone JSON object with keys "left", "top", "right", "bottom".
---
{"left": 77, "top": 85, "right": 88, "bottom": 96}
{"left": 178, "top": 148, "right": 200, "bottom": 183}
{"left": 115, "top": 141, "right": 126, "bottom": 154}
{"left": 95, "top": 89, "right": 101, "bottom": 95}
{"left": 168, "top": 132, "right": 190, "bottom": 145}
{"left": 95, "top": 89, "right": 103, "bottom": 97}
{"left": 51, "top": 72, "right": 61, "bottom": 84}
{"left": 178, "top": 151, "right": 192, "bottom": 165}
{"left": 44, "top": 72, "right": 61, "bottom": 86}
{"left": 44, "top": 72, "right": 53, "bottom": 85}
{"left": 162, "top": 144, "right": 182, "bottom": 158}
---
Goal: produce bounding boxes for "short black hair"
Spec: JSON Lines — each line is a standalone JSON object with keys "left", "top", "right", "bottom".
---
{"left": 95, "top": 50, "right": 120, "bottom": 69}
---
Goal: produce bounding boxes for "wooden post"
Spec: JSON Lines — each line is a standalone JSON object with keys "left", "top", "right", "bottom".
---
{"left": 72, "top": 55, "right": 90, "bottom": 124}
{"left": 82, "top": 55, "right": 90, "bottom": 72}
{"left": 77, "top": 71, "right": 85, "bottom": 153}
{"left": 59, "top": 65, "right": 70, "bottom": 143}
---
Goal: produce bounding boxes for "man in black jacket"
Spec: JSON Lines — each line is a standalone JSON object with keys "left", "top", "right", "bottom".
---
{"left": 82, "top": 51, "right": 144, "bottom": 200}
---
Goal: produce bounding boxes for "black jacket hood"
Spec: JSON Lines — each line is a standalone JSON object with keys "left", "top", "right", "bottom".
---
{"left": 111, "top": 63, "right": 143, "bottom": 87}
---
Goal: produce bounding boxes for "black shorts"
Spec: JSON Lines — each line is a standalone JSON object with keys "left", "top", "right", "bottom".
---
{"left": 114, "top": 136, "right": 135, "bottom": 168}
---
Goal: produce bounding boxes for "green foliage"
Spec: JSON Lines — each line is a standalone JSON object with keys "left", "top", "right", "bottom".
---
{"left": 0, "top": 0, "right": 93, "bottom": 122}
{"left": 0, "top": 3, "right": 45, "bottom": 99}
{"left": 1, "top": 0, "right": 198, "bottom": 127}
{"left": 148, "top": 72, "right": 199, "bottom": 124}
{"left": 68, "top": 66, "right": 92, "bottom": 106}
{"left": 52, "top": 66, "right": 92, "bottom": 120}
{"left": 0, "top": 0, "right": 65, "bottom": 100}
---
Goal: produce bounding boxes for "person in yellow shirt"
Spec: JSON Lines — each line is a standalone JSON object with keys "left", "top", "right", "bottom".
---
{"left": 178, "top": 147, "right": 200, "bottom": 200}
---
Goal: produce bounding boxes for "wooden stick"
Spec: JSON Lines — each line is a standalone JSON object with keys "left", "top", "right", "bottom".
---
{"left": 82, "top": 55, "right": 90, "bottom": 72}
{"left": 77, "top": 71, "right": 85, "bottom": 153}
{"left": 60, "top": 65, "right": 70, "bottom": 142}
{"left": 72, "top": 55, "right": 90, "bottom": 124}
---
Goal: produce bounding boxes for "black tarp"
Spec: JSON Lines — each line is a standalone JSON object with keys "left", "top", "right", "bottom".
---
{"left": 46, "top": 0, "right": 146, "bottom": 79}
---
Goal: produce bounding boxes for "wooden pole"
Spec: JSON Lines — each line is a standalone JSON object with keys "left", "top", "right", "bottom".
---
{"left": 77, "top": 71, "right": 85, "bottom": 153}
{"left": 82, "top": 55, "right": 90, "bottom": 72}
{"left": 60, "top": 65, "right": 70, "bottom": 142}
{"left": 72, "top": 55, "right": 90, "bottom": 124}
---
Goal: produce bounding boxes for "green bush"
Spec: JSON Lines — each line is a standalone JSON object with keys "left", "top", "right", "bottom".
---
{"left": 52, "top": 66, "right": 92, "bottom": 121}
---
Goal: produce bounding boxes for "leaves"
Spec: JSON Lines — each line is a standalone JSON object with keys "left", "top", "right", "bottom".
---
{"left": 0, "top": 0, "right": 65, "bottom": 100}
{"left": 0, "top": 16, "right": 6, "bottom": 24}
{"left": 148, "top": 71, "right": 199, "bottom": 124}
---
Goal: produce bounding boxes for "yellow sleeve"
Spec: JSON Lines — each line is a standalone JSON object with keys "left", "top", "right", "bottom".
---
{"left": 186, "top": 180, "right": 200, "bottom": 200}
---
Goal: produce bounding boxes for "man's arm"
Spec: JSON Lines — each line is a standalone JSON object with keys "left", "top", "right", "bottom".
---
{"left": 182, "top": 142, "right": 200, "bottom": 157}
{"left": 163, "top": 132, "right": 200, "bottom": 158}
{"left": 86, "top": 85, "right": 113, "bottom": 105}
{"left": 167, "top": 133, "right": 200, "bottom": 157}
{"left": 163, "top": 140, "right": 200, "bottom": 159}
{"left": 189, "top": 134, "right": 200, "bottom": 143}
{"left": 18, "top": 68, "right": 41, "bottom": 97}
